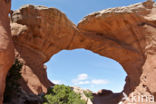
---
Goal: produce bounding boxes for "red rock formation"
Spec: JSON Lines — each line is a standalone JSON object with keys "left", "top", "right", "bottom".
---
{"left": 10, "top": 0, "right": 156, "bottom": 103}
{"left": 11, "top": 5, "right": 77, "bottom": 94}
{"left": 0, "top": 0, "right": 15, "bottom": 104}
{"left": 75, "top": 1, "right": 156, "bottom": 103}
{"left": 96, "top": 89, "right": 113, "bottom": 96}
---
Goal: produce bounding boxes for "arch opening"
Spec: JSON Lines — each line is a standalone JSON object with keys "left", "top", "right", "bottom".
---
{"left": 9, "top": 0, "right": 150, "bottom": 103}
{"left": 46, "top": 48, "right": 127, "bottom": 93}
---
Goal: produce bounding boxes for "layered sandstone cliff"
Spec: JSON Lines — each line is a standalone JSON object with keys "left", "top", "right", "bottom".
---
{"left": 8, "top": 0, "right": 156, "bottom": 103}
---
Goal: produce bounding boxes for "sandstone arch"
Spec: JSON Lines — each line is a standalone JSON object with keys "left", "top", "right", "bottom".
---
{"left": 10, "top": 0, "right": 156, "bottom": 103}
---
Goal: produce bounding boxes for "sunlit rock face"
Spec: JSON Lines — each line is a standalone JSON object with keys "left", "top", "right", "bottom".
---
{"left": 10, "top": 0, "right": 156, "bottom": 103}
{"left": 11, "top": 5, "right": 77, "bottom": 94}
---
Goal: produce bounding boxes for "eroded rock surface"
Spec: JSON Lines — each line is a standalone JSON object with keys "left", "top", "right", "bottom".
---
{"left": 0, "top": 0, "right": 15, "bottom": 104}
{"left": 11, "top": 5, "right": 77, "bottom": 94}
{"left": 10, "top": 0, "right": 156, "bottom": 103}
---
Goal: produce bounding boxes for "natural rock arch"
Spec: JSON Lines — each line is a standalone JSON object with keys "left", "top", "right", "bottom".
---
{"left": 8, "top": 0, "right": 156, "bottom": 103}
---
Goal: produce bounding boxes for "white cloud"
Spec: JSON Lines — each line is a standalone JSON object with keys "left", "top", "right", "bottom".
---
{"left": 72, "top": 73, "right": 89, "bottom": 85}
{"left": 77, "top": 73, "right": 88, "bottom": 80}
{"left": 76, "top": 81, "right": 90, "bottom": 85}
{"left": 52, "top": 80, "right": 62, "bottom": 84}
{"left": 72, "top": 73, "right": 90, "bottom": 85}
{"left": 91, "top": 79, "right": 108, "bottom": 85}
{"left": 72, "top": 79, "right": 89, "bottom": 85}
{"left": 72, "top": 73, "right": 109, "bottom": 85}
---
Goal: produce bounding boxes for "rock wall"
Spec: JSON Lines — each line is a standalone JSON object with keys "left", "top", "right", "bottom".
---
{"left": 0, "top": 0, "right": 15, "bottom": 104}
{"left": 9, "top": 0, "right": 156, "bottom": 103}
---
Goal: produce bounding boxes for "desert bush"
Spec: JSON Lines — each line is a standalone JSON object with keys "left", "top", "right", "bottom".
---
{"left": 43, "top": 85, "right": 86, "bottom": 104}
{"left": 84, "top": 90, "right": 94, "bottom": 101}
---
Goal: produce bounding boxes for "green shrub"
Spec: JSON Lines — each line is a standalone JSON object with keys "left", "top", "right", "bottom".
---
{"left": 3, "top": 59, "right": 23, "bottom": 102}
{"left": 43, "top": 85, "right": 86, "bottom": 104}
{"left": 84, "top": 90, "right": 94, "bottom": 101}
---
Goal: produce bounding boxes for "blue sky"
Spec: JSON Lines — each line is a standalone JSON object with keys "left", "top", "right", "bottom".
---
{"left": 12, "top": 0, "right": 149, "bottom": 24}
{"left": 45, "top": 49, "right": 126, "bottom": 92}
{"left": 12, "top": 0, "right": 150, "bottom": 92}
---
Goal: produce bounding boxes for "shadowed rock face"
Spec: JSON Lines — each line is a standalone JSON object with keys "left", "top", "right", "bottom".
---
{"left": 0, "top": 0, "right": 15, "bottom": 104}
{"left": 10, "top": 0, "right": 156, "bottom": 103}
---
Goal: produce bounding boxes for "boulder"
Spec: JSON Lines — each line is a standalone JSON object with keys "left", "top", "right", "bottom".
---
{"left": 96, "top": 89, "right": 113, "bottom": 96}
